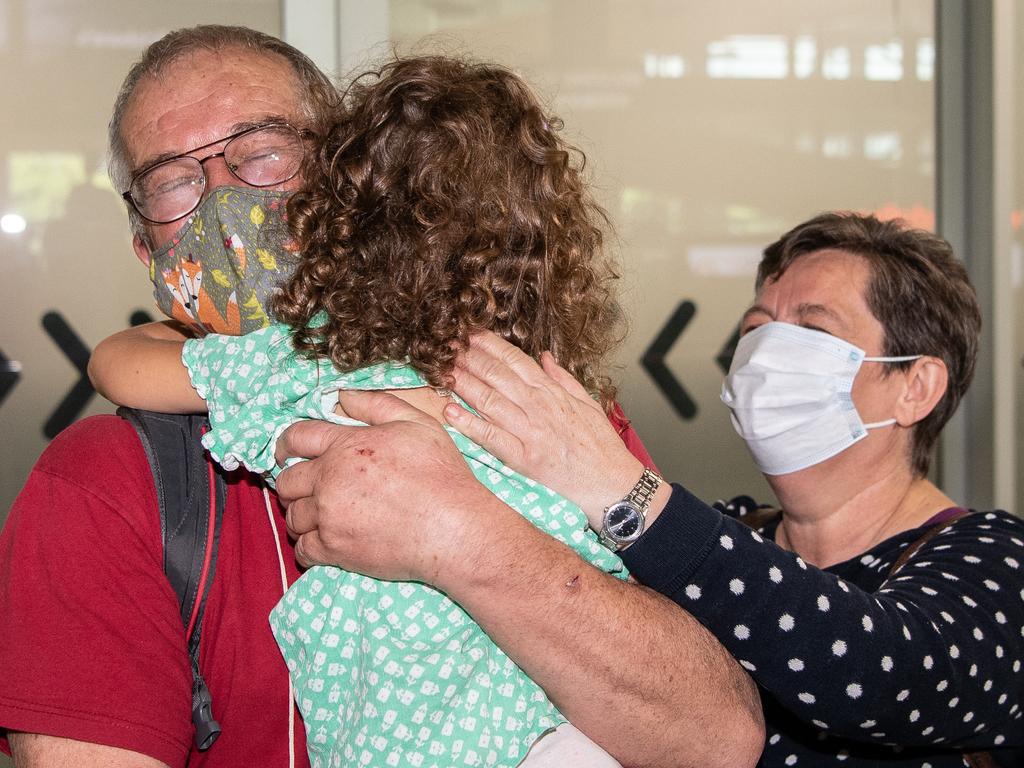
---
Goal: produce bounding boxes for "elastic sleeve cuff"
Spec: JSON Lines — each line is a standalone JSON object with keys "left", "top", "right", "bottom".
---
{"left": 181, "top": 337, "right": 213, "bottom": 402}
{"left": 620, "top": 483, "right": 724, "bottom": 597}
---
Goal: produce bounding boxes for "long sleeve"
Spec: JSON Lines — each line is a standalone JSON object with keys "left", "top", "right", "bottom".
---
{"left": 622, "top": 485, "right": 1024, "bottom": 752}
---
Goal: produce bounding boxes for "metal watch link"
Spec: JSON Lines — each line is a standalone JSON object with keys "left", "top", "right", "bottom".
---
{"left": 599, "top": 468, "right": 663, "bottom": 551}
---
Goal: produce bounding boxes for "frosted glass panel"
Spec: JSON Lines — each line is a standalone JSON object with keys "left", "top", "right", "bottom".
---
{"left": 383, "top": 0, "right": 935, "bottom": 502}
{"left": 0, "top": 2, "right": 281, "bottom": 515}
{"left": 0, "top": 1, "right": 937, "bottom": 514}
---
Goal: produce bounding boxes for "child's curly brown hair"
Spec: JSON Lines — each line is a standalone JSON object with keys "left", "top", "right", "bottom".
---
{"left": 274, "top": 54, "right": 623, "bottom": 407}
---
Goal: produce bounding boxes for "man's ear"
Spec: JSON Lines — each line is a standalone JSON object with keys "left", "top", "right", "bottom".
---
{"left": 132, "top": 233, "right": 152, "bottom": 266}
{"left": 895, "top": 356, "right": 948, "bottom": 427}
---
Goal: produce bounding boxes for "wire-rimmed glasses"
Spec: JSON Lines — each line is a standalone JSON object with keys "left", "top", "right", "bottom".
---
{"left": 122, "top": 123, "right": 305, "bottom": 224}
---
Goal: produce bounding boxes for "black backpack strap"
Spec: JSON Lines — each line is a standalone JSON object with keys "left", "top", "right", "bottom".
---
{"left": 118, "top": 407, "right": 225, "bottom": 750}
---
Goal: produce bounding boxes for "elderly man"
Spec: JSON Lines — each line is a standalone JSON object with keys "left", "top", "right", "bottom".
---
{"left": 0, "top": 23, "right": 762, "bottom": 768}
{"left": 0, "top": 26, "right": 334, "bottom": 768}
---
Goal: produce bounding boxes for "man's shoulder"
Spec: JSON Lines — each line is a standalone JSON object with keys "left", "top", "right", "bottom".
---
{"left": 34, "top": 413, "right": 271, "bottom": 510}
{"left": 8, "top": 414, "right": 162, "bottom": 535}
{"left": 35, "top": 413, "right": 147, "bottom": 482}
{"left": 42, "top": 412, "right": 141, "bottom": 454}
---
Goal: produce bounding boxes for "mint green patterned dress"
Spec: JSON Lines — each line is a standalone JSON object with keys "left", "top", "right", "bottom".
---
{"left": 181, "top": 323, "right": 626, "bottom": 768}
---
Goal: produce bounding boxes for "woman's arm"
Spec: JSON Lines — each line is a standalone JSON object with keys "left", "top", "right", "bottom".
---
{"left": 444, "top": 332, "right": 1024, "bottom": 750}
{"left": 88, "top": 321, "right": 206, "bottom": 413}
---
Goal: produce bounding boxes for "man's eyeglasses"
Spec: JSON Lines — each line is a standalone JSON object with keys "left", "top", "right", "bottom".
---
{"left": 122, "top": 123, "right": 305, "bottom": 224}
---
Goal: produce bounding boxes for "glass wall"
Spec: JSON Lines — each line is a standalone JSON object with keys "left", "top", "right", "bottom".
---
{"left": 0, "top": 1, "right": 935, "bottom": 516}
{"left": 384, "top": 0, "right": 936, "bottom": 502}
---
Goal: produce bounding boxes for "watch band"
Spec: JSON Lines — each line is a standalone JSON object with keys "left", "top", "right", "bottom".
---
{"left": 599, "top": 467, "right": 663, "bottom": 550}
{"left": 625, "top": 467, "right": 662, "bottom": 512}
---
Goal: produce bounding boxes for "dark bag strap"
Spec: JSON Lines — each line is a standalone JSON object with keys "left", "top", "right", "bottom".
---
{"left": 886, "top": 509, "right": 969, "bottom": 576}
{"left": 118, "top": 407, "right": 225, "bottom": 751}
{"left": 964, "top": 752, "right": 1004, "bottom": 768}
{"left": 736, "top": 505, "right": 1001, "bottom": 765}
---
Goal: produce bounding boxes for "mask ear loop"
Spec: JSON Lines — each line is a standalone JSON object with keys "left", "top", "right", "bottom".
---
{"left": 862, "top": 418, "right": 898, "bottom": 429}
{"left": 858, "top": 354, "right": 923, "bottom": 430}
{"left": 862, "top": 354, "right": 923, "bottom": 363}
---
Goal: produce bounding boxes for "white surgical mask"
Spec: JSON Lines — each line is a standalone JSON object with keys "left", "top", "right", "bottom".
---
{"left": 720, "top": 322, "right": 921, "bottom": 476}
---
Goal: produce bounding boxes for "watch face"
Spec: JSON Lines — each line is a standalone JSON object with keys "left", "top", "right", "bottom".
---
{"left": 605, "top": 502, "right": 642, "bottom": 541}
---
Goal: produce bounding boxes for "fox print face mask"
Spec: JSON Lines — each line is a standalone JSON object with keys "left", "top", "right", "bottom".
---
{"left": 148, "top": 187, "right": 298, "bottom": 335}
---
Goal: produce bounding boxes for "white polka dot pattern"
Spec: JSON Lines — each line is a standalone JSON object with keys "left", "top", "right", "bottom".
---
{"left": 623, "top": 497, "right": 1024, "bottom": 768}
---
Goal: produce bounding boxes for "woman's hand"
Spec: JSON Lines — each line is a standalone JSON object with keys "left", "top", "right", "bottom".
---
{"left": 443, "top": 331, "right": 644, "bottom": 529}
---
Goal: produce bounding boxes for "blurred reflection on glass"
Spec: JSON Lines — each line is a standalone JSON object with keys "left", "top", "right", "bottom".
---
{"left": 389, "top": 0, "right": 935, "bottom": 503}
{"left": 0, "top": 2, "right": 281, "bottom": 516}
{"left": 1, "top": 0, "right": 938, "bottom": 519}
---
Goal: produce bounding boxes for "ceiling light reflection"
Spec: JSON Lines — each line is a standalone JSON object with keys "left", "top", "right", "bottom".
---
{"left": 1, "top": 214, "right": 27, "bottom": 234}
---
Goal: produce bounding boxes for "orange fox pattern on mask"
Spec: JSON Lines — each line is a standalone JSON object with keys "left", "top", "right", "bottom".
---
{"left": 147, "top": 186, "right": 297, "bottom": 335}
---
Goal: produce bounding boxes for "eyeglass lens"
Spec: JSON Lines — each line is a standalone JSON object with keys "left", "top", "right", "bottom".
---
{"left": 129, "top": 125, "right": 303, "bottom": 224}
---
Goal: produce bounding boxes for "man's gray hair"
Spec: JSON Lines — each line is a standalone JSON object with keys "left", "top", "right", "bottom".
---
{"left": 108, "top": 25, "right": 339, "bottom": 236}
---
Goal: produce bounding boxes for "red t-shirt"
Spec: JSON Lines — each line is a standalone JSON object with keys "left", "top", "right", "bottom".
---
{"left": 608, "top": 402, "right": 659, "bottom": 474}
{"left": 0, "top": 407, "right": 655, "bottom": 766}
{"left": 0, "top": 415, "right": 309, "bottom": 767}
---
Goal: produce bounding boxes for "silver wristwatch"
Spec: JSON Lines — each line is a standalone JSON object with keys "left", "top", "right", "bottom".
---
{"left": 599, "top": 468, "right": 663, "bottom": 551}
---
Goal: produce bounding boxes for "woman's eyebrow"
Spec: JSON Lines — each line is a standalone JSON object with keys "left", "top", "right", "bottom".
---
{"left": 795, "top": 302, "right": 850, "bottom": 330}
{"left": 795, "top": 302, "right": 841, "bottom": 320}
{"left": 741, "top": 305, "right": 771, "bottom": 324}
{"left": 741, "top": 302, "right": 850, "bottom": 331}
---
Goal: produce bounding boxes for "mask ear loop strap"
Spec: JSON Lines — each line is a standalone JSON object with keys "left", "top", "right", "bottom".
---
{"left": 860, "top": 356, "right": 925, "bottom": 430}
{"left": 862, "top": 354, "right": 923, "bottom": 363}
{"left": 862, "top": 418, "right": 898, "bottom": 429}
{"left": 859, "top": 356, "right": 922, "bottom": 430}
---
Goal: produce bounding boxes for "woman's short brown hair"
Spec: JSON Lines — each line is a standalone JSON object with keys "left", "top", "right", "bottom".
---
{"left": 757, "top": 212, "right": 981, "bottom": 476}
{"left": 275, "top": 55, "right": 622, "bottom": 405}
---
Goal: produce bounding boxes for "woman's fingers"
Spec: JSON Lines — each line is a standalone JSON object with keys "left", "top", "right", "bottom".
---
{"left": 449, "top": 364, "right": 527, "bottom": 425}
{"left": 539, "top": 351, "right": 603, "bottom": 411}
{"left": 443, "top": 402, "right": 526, "bottom": 469}
{"left": 462, "top": 331, "right": 553, "bottom": 391}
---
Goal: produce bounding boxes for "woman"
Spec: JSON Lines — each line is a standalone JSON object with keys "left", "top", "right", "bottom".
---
{"left": 443, "top": 212, "right": 1024, "bottom": 767}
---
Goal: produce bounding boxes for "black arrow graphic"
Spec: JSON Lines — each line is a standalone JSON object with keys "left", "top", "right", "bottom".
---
{"left": 641, "top": 300, "right": 697, "bottom": 420}
{"left": 715, "top": 324, "right": 742, "bottom": 374}
{"left": 42, "top": 311, "right": 95, "bottom": 439}
{"left": 0, "top": 349, "right": 22, "bottom": 409}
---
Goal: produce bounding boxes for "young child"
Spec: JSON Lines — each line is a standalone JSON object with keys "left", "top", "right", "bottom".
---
{"left": 92, "top": 55, "right": 634, "bottom": 768}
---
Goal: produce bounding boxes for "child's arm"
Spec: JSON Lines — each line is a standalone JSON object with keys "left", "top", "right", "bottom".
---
{"left": 88, "top": 321, "right": 207, "bottom": 413}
